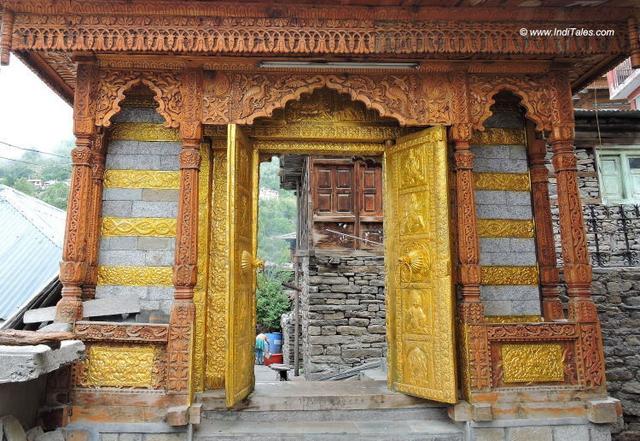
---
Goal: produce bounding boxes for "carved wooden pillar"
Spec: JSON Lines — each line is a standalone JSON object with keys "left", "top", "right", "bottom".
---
{"left": 167, "top": 69, "right": 203, "bottom": 394}
{"left": 550, "top": 72, "right": 595, "bottom": 323}
{"left": 527, "top": 124, "right": 564, "bottom": 321}
{"left": 0, "top": 9, "right": 14, "bottom": 65}
{"left": 56, "top": 60, "right": 97, "bottom": 322}
{"left": 83, "top": 131, "right": 106, "bottom": 300}
{"left": 451, "top": 124, "right": 483, "bottom": 317}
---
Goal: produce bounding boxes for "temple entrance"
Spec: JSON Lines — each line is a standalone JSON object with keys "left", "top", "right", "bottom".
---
{"left": 199, "top": 88, "right": 456, "bottom": 407}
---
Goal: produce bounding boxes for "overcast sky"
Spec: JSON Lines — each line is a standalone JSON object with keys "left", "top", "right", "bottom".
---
{"left": 0, "top": 57, "right": 73, "bottom": 158}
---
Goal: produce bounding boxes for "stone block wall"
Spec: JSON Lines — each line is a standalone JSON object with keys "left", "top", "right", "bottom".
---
{"left": 472, "top": 108, "right": 541, "bottom": 317}
{"left": 280, "top": 311, "right": 302, "bottom": 367}
{"left": 95, "top": 105, "right": 179, "bottom": 318}
{"left": 301, "top": 252, "right": 385, "bottom": 379}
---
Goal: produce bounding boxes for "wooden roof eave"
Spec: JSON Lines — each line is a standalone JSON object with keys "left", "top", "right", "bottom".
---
{"left": 13, "top": 51, "right": 74, "bottom": 106}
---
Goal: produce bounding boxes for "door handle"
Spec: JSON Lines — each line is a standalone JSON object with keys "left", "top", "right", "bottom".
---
{"left": 241, "top": 250, "right": 264, "bottom": 271}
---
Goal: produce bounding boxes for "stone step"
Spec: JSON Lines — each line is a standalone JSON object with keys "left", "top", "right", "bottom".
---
{"left": 202, "top": 407, "right": 450, "bottom": 423}
{"left": 197, "top": 380, "right": 444, "bottom": 412}
{"left": 195, "top": 419, "right": 464, "bottom": 441}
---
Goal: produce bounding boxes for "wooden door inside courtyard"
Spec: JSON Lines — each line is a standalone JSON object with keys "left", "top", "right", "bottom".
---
{"left": 218, "top": 89, "right": 457, "bottom": 407}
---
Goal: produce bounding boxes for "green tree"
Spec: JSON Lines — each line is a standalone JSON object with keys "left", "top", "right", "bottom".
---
{"left": 257, "top": 158, "right": 297, "bottom": 264}
{"left": 12, "top": 178, "right": 36, "bottom": 196}
{"left": 256, "top": 268, "right": 291, "bottom": 331}
{"left": 39, "top": 182, "right": 69, "bottom": 209}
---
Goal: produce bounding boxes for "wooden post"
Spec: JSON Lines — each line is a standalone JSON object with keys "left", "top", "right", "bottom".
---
{"left": 550, "top": 72, "right": 596, "bottom": 323}
{"left": 83, "top": 131, "right": 106, "bottom": 300}
{"left": 56, "top": 60, "right": 97, "bottom": 323}
{"left": 166, "top": 68, "right": 203, "bottom": 394}
{"left": 0, "top": 9, "right": 14, "bottom": 66}
{"left": 451, "top": 124, "right": 484, "bottom": 321}
{"left": 526, "top": 123, "right": 564, "bottom": 320}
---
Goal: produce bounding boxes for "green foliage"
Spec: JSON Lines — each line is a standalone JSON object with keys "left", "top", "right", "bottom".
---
{"left": 12, "top": 178, "right": 36, "bottom": 196}
{"left": 0, "top": 141, "right": 72, "bottom": 208}
{"left": 39, "top": 182, "right": 69, "bottom": 209}
{"left": 256, "top": 268, "right": 292, "bottom": 332}
{"left": 257, "top": 158, "right": 297, "bottom": 264}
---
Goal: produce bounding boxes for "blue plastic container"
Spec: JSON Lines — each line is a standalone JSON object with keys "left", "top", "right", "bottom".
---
{"left": 266, "top": 332, "right": 283, "bottom": 354}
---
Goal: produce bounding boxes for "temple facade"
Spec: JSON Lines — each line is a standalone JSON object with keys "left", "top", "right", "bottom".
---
{"left": 1, "top": 1, "right": 639, "bottom": 440}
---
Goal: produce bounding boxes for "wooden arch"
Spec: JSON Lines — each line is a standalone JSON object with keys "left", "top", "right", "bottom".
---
{"left": 468, "top": 74, "right": 555, "bottom": 133}
{"left": 94, "top": 69, "right": 183, "bottom": 128}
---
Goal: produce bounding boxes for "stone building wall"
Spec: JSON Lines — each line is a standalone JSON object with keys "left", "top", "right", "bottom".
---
{"left": 301, "top": 252, "right": 385, "bottom": 379}
{"left": 549, "top": 112, "right": 640, "bottom": 441}
{"left": 95, "top": 104, "right": 179, "bottom": 319}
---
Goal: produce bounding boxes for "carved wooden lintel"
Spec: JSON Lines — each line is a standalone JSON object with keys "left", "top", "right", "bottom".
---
{"left": 74, "top": 322, "right": 169, "bottom": 343}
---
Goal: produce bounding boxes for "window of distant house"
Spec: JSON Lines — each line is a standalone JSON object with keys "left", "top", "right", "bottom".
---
{"left": 597, "top": 149, "right": 640, "bottom": 205}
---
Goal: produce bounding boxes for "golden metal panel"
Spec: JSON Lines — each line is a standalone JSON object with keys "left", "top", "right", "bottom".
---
{"left": 474, "top": 172, "right": 531, "bottom": 192}
{"left": 384, "top": 126, "right": 457, "bottom": 404}
{"left": 97, "top": 266, "right": 173, "bottom": 286}
{"left": 470, "top": 128, "right": 526, "bottom": 146}
{"left": 481, "top": 266, "right": 539, "bottom": 285}
{"left": 110, "top": 122, "right": 181, "bottom": 141}
{"left": 192, "top": 144, "right": 212, "bottom": 393}
{"left": 101, "top": 217, "right": 177, "bottom": 237}
{"left": 205, "top": 149, "right": 228, "bottom": 390}
{"left": 76, "top": 344, "right": 159, "bottom": 388}
{"left": 501, "top": 343, "right": 564, "bottom": 383}
{"left": 485, "top": 315, "right": 542, "bottom": 324}
{"left": 225, "top": 124, "right": 258, "bottom": 408}
{"left": 477, "top": 219, "right": 535, "bottom": 238}
{"left": 103, "top": 170, "right": 180, "bottom": 189}
{"left": 254, "top": 140, "right": 384, "bottom": 155}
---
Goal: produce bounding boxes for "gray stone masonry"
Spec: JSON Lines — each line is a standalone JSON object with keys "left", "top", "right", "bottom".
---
{"left": 302, "top": 252, "right": 386, "bottom": 379}
{"left": 590, "top": 268, "right": 640, "bottom": 441}
{"left": 95, "top": 106, "right": 179, "bottom": 317}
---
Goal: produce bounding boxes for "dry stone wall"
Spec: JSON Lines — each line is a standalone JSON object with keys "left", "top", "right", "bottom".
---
{"left": 301, "top": 252, "right": 386, "bottom": 379}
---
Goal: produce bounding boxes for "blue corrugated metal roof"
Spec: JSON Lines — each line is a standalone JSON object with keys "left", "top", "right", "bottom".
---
{"left": 0, "top": 185, "right": 65, "bottom": 320}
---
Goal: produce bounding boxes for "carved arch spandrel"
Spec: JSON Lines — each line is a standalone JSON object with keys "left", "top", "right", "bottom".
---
{"left": 94, "top": 69, "right": 183, "bottom": 128}
{"left": 468, "top": 74, "right": 554, "bottom": 132}
{"left": 203, "top": 71, "right": 455, "bottom": 126}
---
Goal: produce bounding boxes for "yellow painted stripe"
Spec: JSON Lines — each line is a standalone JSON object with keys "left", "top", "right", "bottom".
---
{"left": 474, "top": 172, "right": 531, "bottom": 192}
{"left": 485, "top": 315, "right": 542, "bottom": 324}
{"left": 477, "top": 219, "right": 535, "bottom": 238}
{"left": 97, "top": 266, "right": 173, "bottom": 286}
{"left": 481, "top": 266, "right": 539, "bottom": 285}
{"left": 470, "top": 128, "right": 525, "bottom": 146}
{"left": 110, "top": 122, "right": 180, "bottom": 141}
{"left": 104, "top": 170, "right": 180, "bottom": 189}
{"left": 101, "top": 217, "right": 176, "bottom": 237}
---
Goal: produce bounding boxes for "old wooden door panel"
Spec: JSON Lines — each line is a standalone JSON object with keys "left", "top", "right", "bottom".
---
{"left": 384, "top": 126, "right": 456, "bottom": 404}
{"left": 225, "top": 124, "right": 259, "bottom": 408}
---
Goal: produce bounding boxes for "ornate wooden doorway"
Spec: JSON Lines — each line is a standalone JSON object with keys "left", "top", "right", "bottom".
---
{"left": 213, "top": 89, "right": 456, "bottom": 407}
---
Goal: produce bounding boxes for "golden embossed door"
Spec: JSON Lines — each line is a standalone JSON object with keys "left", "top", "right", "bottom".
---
{"left": 384, "top": 126, "right": 456, "bottom": 403}
{"left": 225, "top": 124, "right": 260, "bottom": 408}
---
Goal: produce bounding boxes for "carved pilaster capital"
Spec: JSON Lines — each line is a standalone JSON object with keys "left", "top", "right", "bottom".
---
{"left": 550, "top": 124, "right": 575, "bottom": 145}
{"left": 60, "top": 260, "right": 87, "bottom": 285}
{"left": 179, "top": 148, "right": 201, "bottom": 170}
{"left": 568, "top": 297, "right": 598, "bottom": 323}
{"left": 454, "top": 150, "right": 475, "bottom": 170}
{"left": 451, "top": 124, "right": 473, "bottom": 144}
{"left": 71, "top": 146, "right": 93, "bottom": 166}
{"left": 173, "top": 263, "right": 197, "bottom": 290}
